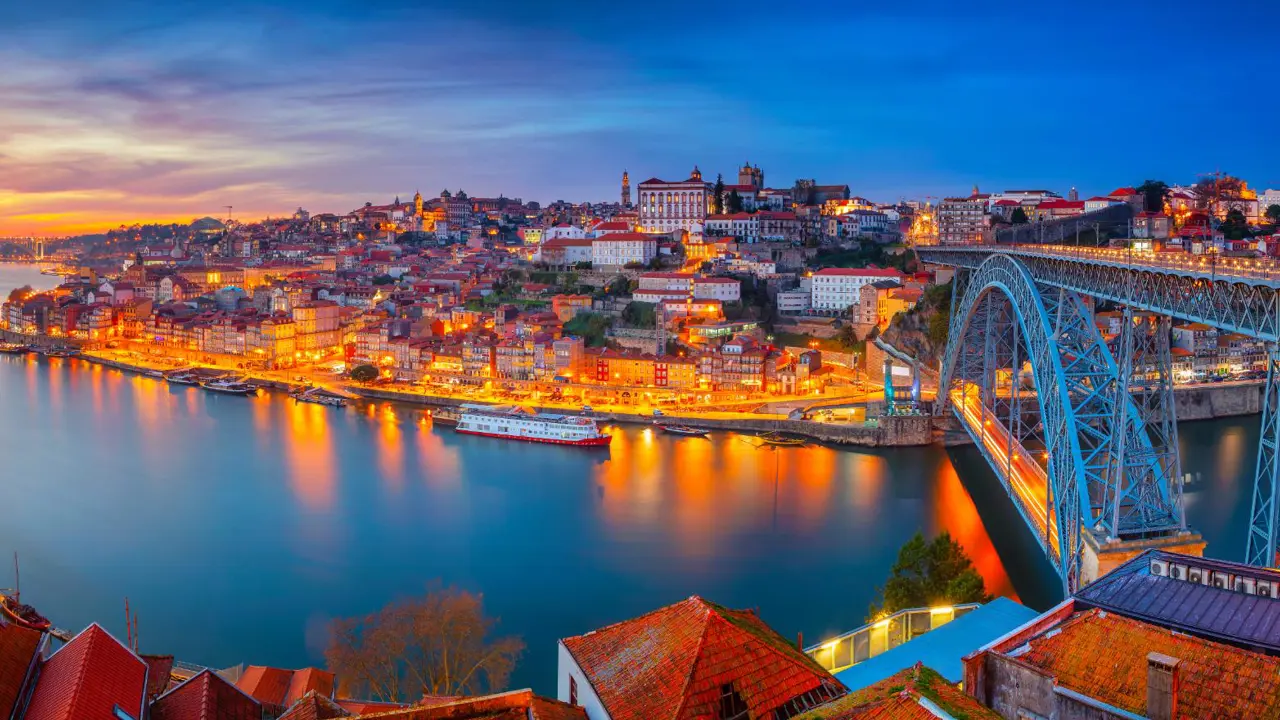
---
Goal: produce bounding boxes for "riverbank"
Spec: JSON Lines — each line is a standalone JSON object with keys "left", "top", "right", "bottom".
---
{"left": 67, "top": 349, "right": 933, "bottom": 447}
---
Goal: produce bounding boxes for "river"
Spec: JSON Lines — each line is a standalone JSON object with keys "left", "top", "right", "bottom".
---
{"left": 0, "top": 264, "right": 1255, "bottom": 694}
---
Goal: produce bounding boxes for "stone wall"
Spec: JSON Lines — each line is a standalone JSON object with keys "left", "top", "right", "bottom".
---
{"left": 1173, "top": 382, "right": 1263, "bottom": 420}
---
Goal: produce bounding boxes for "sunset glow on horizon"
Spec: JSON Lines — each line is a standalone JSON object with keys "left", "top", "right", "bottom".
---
{"left": 3, "top": 0, "right": 1278, "bottom": 236}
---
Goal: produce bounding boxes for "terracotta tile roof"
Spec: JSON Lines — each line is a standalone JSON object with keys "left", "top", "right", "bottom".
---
{"left": 23, "top": 623, "right": 148, "bottom": 720}
{"left": 793, "top": 665, "right": 1000, "bottom": 720}
{"left": 280, "top": 690, "right": 353, "bottom": 719}
{"left": 347, "top": 689, "right": 585, "bottom": 720}
{"left": 560, "top": 596, "right": 843, "bottom": 720}
{"left": 234, "top": 665, "right": 334, "bottom": 709}
{"left": 141, "top": 654, "right": 175, "bottom": 700}
{"left": 0, "top": 619, "right": 43, "bottom": 719}
{"left": 150, "top": 669, "right": 262, "bottom": 720}
{"left": 1019, "top": 608, "right": 1280, "bottom": 717}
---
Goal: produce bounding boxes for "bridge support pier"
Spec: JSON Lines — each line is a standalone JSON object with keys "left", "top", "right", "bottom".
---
{"left": 1081, "top": 528, "right": 1206, "bottom": 587}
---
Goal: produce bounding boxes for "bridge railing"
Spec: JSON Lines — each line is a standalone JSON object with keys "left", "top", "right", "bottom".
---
{"left": 803, "top": 603, "right": 981, "bottom": 673}
{"left": 929, "top": 243, "right": 1280, "bottom": 284}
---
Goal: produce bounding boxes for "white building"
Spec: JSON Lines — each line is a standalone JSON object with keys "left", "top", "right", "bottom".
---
{"left": 591, "top": 233, "right": 658, "bottom": 267}
{"left": 637, "top": 167, "right": 712, "bottom": 234}
{"left": 637, "top": 272, "right": 694, "bottom": 293}
{"left": 840, "top": 209, "right": 893, "bottom": 237}
{"left": 692, "top": 277, "right": 740, "bottom": 302}
{"left": 1262, "top": 189, "right": 1280, "bottom": 216}
{"left": 545, "top": 224, "right": 587, "bottom": 241}
{"left": 810, "top": 267, "right": 904, "bottom": 311}
{"left": 776, "top": 289, "right": 810, "bottom": 314}
{"left": 1084, "top": 196, "right": 1125, "bottom": 213}
{"left": 987, "top": 189, "right": 1061, "bottom": 210}
{"left": 590, "top": 220, "right": 632, "bottom": 237}
{"left": 704, "top": 213, "right": 760, "bottom": 241}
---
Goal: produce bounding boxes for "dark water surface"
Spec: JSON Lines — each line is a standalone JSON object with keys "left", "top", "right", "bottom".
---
{"left": 0, "top": 264, "right": 1252, "bottom": 693}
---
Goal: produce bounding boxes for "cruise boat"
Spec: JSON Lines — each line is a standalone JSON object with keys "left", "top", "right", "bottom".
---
{"left": 0, "top": 343, "right": 30, "bottom": 354}
{"left": 455, "top": 404, "right": 611, "bottom": 447}
{"left": 166, "top": 371, "right": 201, "bottom": 385}
{"left": 292, "top": 387, "right": 347, "bottom": 407}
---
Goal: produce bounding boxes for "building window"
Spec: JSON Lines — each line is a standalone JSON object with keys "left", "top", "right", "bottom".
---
{"left": 569, "top": 676, "right": 579, "bottom": 705}
{"left": 718, "top": 684, "right": 749, "bottom": 720}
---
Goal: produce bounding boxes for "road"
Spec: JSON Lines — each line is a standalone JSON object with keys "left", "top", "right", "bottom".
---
{"left": 951, "top": 382, "right": 1060, "bottom": 561}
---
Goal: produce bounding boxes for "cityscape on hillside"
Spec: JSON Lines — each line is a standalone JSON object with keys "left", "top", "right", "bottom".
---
{"left": 6, "top": 0, "right": 1280, "bottom": 717}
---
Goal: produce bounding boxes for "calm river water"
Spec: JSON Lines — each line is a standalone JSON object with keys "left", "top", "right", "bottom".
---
{"left": 0, "top": 263, "right": 1255, "bottom": 693}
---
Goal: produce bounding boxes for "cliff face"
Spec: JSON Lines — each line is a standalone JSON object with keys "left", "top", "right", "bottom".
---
{"left": 881, "top": 281, "right": 951, "bottom": 369}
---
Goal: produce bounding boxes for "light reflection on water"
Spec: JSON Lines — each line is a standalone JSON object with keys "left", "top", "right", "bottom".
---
{"left": 0, "top": 354, "right": 1108, "bottom": 692}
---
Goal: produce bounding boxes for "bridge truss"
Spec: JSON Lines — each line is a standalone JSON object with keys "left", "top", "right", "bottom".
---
{"left": 934, "top": 253, "right": 1186, "bottom": 592}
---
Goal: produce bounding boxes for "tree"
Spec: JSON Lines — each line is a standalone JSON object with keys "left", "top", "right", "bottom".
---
{"left": 726, "top": 190, "right": 744, "bottom": 214}
{"left": 868, "top": 531, "right": 992, "bottom": 620}
{"left": 1136, "top": 180, "right": 1170, "bottom": 214}
{"left": 563, "top": 312, "right": 613, "bottom": 347}
{"left": 372, "top": 274, "right": 396, "bottom": 285}
{"left": 326, "top": 585, "right": 524, "bottom": 701}
{"left": 7, "top": 285, "right": 33, "bottom": 303}
{"left": 1266, "top": 204, "right": 1280, "bottom": 225}
{"left": 350, "top": 364, "right": 379, "bottom": 382}
{"left": 1220, "top": 208, "right": 1251, "bottom": 241}
{"left": 713, "top": 174, "right": 726, "bottom": 215}
{"left": 1009, "top": 208, "right": 1029, "bottom": 225}
{"left": 621, "top": 301, "right": 657, "bottom": 328}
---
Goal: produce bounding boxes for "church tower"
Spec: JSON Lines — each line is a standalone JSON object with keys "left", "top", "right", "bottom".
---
{"left": 622, "top": 170, "right": 632, "bottom": 208}
{"left": 413, "top": 190, "right": 423, "bottom": 215}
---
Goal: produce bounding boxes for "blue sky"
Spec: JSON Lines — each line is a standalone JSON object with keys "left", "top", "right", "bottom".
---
{"left": 1, "top": 0, "right": 1277, "bottom": 233}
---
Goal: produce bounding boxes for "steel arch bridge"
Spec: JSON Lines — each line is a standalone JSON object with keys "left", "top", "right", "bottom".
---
{"left": 922, "top": 244, "right": 1280, "bottom": 585}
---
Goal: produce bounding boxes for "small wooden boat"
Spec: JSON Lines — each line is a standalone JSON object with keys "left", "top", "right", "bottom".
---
{"left": 43, "top": 347, "right": 78, "bottom": 358}
{"left": 760, "top": 433, "right": 806, "bottom": 447}
{"left": 166, "top": 372, "right": 200, "bottom": 386}
{"left": 0, "top": 593, "right": 50, "bottom": 631}
{"left": 0, "top": 343, "right": 30, "bottom": 354}
{"left": 660, "top": 424, "right": 709, "bottom": 437}
{"left": 292, "top": 388, "right": 347, "bottom": 407}
{"left": 427, "top": 408, "right": 460, "bottom": 426}
{"left": 202, "top": 378, "right": 258, "bottom": 396}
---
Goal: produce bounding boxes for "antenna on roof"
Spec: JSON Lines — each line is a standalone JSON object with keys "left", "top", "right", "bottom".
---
{"left": 125, "top": 597, "right": 132, "bottom": 648}
{"left": 12, "top": 552, "right": 19, "bottom": 603}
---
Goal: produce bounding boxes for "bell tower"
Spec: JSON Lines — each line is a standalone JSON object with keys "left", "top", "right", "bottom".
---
{"left": 621, "top": 170, "right": 632, "bottom": 208}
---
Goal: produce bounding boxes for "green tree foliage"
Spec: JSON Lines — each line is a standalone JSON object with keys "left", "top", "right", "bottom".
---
{"left": 1009, "top": 208, "right": 1029, "bottom": 225}
{"left": 563, "top": 312, "right": 613, "bottom": 347}
{"left": 1220, "top": 208, "right": 1251, "bottom": 241}
{"left": 868, "top": 531, "right": 992, "bottom": 620}
{"left": 727, "top": 190, "right": 745, "bottom": 214}
{"left": 371, "top": 274, "right": 396, "bottom": 285}
{"left": 621, "top": 301, "right": 657, "bottom": 328}
{"left": 350, "top": 364, "right": 379, "bottom": 382}
{"left": 1266, "top": 204, "right": 1280, "bottom": 225}
{"left": 713, "top": 174, "right": 726, "bottom": 215}
{"left": 928, "top": 309, "right": 951, "bottom": 348}
{"left": 1136, "top": 180, "right": 1170, "bottom": 214}
{"left": 7, "top": 285, "right": 34, "bottom": 303}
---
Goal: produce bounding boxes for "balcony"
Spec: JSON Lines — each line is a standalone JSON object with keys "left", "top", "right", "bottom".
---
{"left": 804, "top": 603, "right": 981, "bottom": 674}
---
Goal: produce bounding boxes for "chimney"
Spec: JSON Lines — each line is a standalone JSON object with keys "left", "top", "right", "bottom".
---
{"left": 1146, "top": 652, "right": 1180, "bottom": 720}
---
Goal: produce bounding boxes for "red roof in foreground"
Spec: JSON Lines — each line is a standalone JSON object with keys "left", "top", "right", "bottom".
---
{"left": 792, "top": 665, "right": 1000, "bottom": 720}
{"left": 141, "top": 654, "right": 175, "bottom": 700}
{"left": 560, "top": 596, "right": 843, "bottom": 720}
{"left": 235, "top": 666, "right": 334, "bottom": 709}
{"left": 279, "top": 690, "right": 352, "bottom": 719}
{"left": 342, "top": 689, "right": 583, "bottom": 720}
{"left": 1019, "top": 608, "right": 1280, "bottom": 717}
{"left": 151, "top": 669, "right": 262, "bottom": 720}
{"left": 23, "top": 623, "right": 147, "bottom": 720}
{"left": 0, "top": 620, "right": 43, "bottom": 719}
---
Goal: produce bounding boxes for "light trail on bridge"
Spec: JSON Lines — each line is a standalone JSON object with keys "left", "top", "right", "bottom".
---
{"left": 950, "top": 383, "right": 1060, "bottom": 562}
{"left": 980, "top": 243, "right": 1280, "bottom": 283}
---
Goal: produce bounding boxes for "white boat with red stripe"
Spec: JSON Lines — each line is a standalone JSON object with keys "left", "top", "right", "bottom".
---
{"left": 454, "top": 404, "right": 611, "bottom": 447}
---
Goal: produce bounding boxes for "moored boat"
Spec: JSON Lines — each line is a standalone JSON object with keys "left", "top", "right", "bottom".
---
{"left": 760, "top": 433, "right": 806, "bottom": 447}
{"left": 292, "top": 388, "right": 347, "bottom": 407}
{"left": 201, "top": 378, "right": 258, "bottom": 396}
{"left": 0, "top": 343, "right": 30, "bottom": 354}
{"left": 166, "top": 371, "right": 201, "bottom": 385}
{"left": 660, "top": 424, "right": 709, "bottom": 437}
{"left": 0, "top": 592, "right": 50, "bottom": 631}
{"left": 455, "top": 404, "right": 610, "bottom": 447}
{"left": 42, "top": 347, "right": 78, "bottom": 358}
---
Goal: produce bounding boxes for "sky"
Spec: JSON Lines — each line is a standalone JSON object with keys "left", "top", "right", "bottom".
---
{"left": 1, "top": 0, "right": 1277, "bottom": 236}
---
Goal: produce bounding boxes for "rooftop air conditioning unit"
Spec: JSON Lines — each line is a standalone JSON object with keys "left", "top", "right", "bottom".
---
{"left": 1188, "top": 567, "right": 1206, "bottom": 584}
{"left": 1259, "top": 581, "right": 1275, "bottom": 599}
{"left": 1237, "top": 577, "right": 1258, "bottom": 595}
{"left": 1213, "top": 572, "right": 1230, "bottom": 589}
{"left": 1150, "top": 559, "right": 1169, "bottom": 577}
{"left": 1169, "top": 564, "right": 1188, "bottom": 581}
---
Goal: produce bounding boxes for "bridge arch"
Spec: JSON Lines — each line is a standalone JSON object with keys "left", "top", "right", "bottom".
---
{"left": 940, "top": 254, "right": 1090, "bottom": 590}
